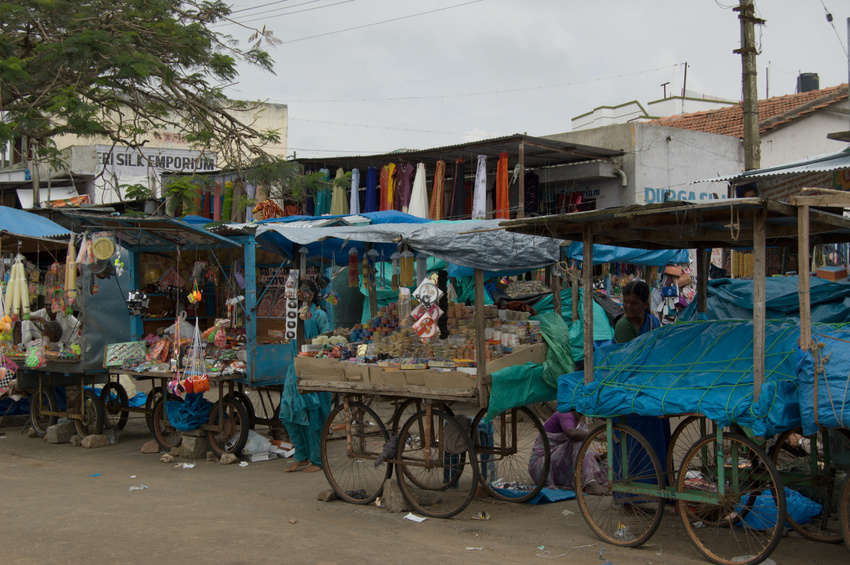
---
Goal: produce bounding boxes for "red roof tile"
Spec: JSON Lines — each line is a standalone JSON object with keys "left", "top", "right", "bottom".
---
{"left": 651, "top": 84, "right": 849, "bottom": 137}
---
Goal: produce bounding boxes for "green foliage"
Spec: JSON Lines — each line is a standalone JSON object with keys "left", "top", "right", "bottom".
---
{"left": 244, "top": 155, "right": 334, "bottom": 205}
{"left": 121, "top": 183, "right": 152, "bottom": 202}
{"left": 164, "top": 176, "right": 213, "bottom": 217}
{"left": 1, "top": 0, "right": 280, "bottom": 171}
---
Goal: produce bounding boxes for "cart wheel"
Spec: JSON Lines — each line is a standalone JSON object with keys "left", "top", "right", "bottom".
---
{"left": 391, "top": 398, "right": 454, "bottom": 433}
{"left": 320, "top": 401, "right": 390, "bottom": 504}
{"left": 100, "top": 382, "right": 129, "bottom": 430}
{"left": 144, "top": 386, "right": 172, "bottom": 433}
{"left": 839, "top": 471, "right": 850, "bottom": 551}
{"left": 227, "top": 390, "right": 256, "bottom": 429}
{"left": 530, "top": 400, "right": 558, "bottom": 422}
{"left": 667, "top": 416, "right": 716, "bottom": 487}
{"left": 395, "top": 408, "right": 480, "bottom": 519}
{"left": 575, "top": 423, "right": 664, "bottom": 547}
{"left": 30, "top": 386, "right": 58, "bottom": 438}
{"left": 770, "top": 428, "right": 850, "bottom": 543}
{"left": 470, "top": 406, "right": 549, "bottom": 503}
{"left": 151, "top": 397, "right": 183, "bottom": 450}
{"left": 74, "top": 389, "right": 105, "bottom": 438}
{"left": 677, "top": 432, "right": 785, "bottom": 565}
{"left": 206, "top": 396, "right": 250, "bottom": 456}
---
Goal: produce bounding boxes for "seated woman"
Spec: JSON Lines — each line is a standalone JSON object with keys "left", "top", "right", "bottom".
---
{"left": 528, "top": 410, "right": 607, "bottom": 494}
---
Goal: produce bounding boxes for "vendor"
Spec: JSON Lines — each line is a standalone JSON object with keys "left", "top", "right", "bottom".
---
{"left": 280, "top": 279, "right": 332, "bottom": 473}
{"left": 528, "top": 411, "right": 607, "bottom": 494}
{"left": 613, "top": 280, "right": 671, "bottom": 488}
{"left": 21, "top": 308, "right": 79, "bottom": 349}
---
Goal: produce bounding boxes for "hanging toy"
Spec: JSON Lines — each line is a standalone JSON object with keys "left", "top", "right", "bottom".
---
{"left": 348, "top": 248, "right": 359, "bottom": 288}
{"left": 366, "top": 249, "right": 378, "bottom": 289}
{"left": 379, "top": 250, "right": 386, "bottom": 290}
{"left": 390, "top": 252, "right": 400, "bottom": 291}
{"left": 5, "top": 255, "right": 31, "bottom": 321}
{"left": 298, "top": 303, "right": 313, "bottom": 320}
{"left": 65, "top": 238, "right": 78, "bottom": 310}
{"left": 187, "top": 281, "right": 203, "bottom": 304}
{"left": 416, "top": 252, "right": 429, "bottom": 286}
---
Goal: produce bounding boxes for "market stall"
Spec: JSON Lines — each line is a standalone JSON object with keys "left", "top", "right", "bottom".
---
{"left": 501, "top": 196, "right": 850, "bottom": 564}
{"left": 252, "top": 214, "right": 576, "bottom": 517}
{"left": 63, "top": 212, "right": 295, "bottom": 455}
{"left": 1, "top": 206, "right": 117, "bottom": 438}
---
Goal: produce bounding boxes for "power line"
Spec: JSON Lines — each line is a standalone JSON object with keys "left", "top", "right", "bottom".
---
{"left": 217, "top": 0, "right": 354, "bottom": 27}
{"left": 819, "top": 0, "right": 848, "bottom": 56}
{"left": 279, "top": 63, "right": 683, "bottom": 104}
{"left": 274, "top": 0, "right": 484, "bottom": 44}
{"left": 230, "top": 0, "right": 300, "bottom": 15}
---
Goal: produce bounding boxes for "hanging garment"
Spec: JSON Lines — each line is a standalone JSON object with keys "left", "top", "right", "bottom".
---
{"left": 524, "top": 171, "right": 540, "bottom": 216}
{"left": 329, "top": 167, "right": 348, "bottom": 215}
{"left": 448, "top": 158, "right": 466, "bottom": 219}
{"left": 429, "top": 160, "right": 446, "bottom": 220}
{"left": 314, "top": 168, "right": 331, "bottom": 215}
{"left": 364, "top": 166, "right": 378, "bottom": 212}
{"left": 471, "top": 155, "right": 487, "bottom": 220}
{"left": 408, "top": 163, "right": 429, "bottom": 219}
{"left": 495, "top": 152, "right": 509, "bottom": 219}
{"left": 349, "top": 168, "right": 360, "bottom": 215}
{"left": 396, "top": 163, "right": 415, "bottom": 213}
{"left": 380, "top": 163, "right": 396, "bottom": 211}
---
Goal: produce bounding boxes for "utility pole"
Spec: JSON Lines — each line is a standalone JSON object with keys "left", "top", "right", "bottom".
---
{"left": 734, "top": 0, "right": 764, "bottom": 171}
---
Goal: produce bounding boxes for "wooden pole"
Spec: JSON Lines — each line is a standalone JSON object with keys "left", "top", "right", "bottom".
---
{"left": 582, "top": 225, "right": 594, "bottom": 385}
{"left": 552, "top": 266, "right": 562, "bottom": 317}
{"left": 474, "top": 268, "right": 488, "bottom": 409}
{"left": 735, "top": 0, "right": 762, "bottom": 171}
{"left": 798, "top": 205, "right": 812, "bottom": 351}
{"left": 752, "top": 208, "right": 766, "bottom": 402}
{"left": 697, "top": 247, "right": 709, "bottom": 314}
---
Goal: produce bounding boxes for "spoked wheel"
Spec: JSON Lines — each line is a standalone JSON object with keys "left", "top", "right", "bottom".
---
{"left": 206, "top": 397, "right": 250, "bottom": 457}
{"left": 145, "top": 386, "right": 167, "bottom": 433}
{"left": 391, "top": 398, "right": 454, "bottom": 433}
{"left": 770, "top": 428, "right": 850, "bottom": 543}
{"left": 100, "top": 381, "right": 129, "bottom": 430}
{"left": 151, "top": 397, "right": 183, "bottom": 450}
{"left": 395, "top": 408, "right": 479, "bottom": 519}
{"left": 227, "top": 390, "right": 257, "bottom": 429}
{"left": 677, "top": 432, "right": 785, "bottom": 565}
{"left": 30, "top": 386, "right": 58, "bottom": 438}
{"left": 74, "top": 389, "right": 105, "bottom": 438}
{"left": 575, "top": 423, "right": 665, "bottom": 548}
{"left": 470, "top": 406, "right": 549, "bottom": 503}
{"left": 320, "top": 400, "right": 390, "bottom": 504}
{"left": 840, "top": 473, "right": 850, "bottom": 550}
{"left": 666, "top": 416, "right": 712, "bottom": 486}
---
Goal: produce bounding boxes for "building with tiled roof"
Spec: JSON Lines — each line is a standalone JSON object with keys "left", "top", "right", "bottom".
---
{"left": 651, "top": 84, "right": 849, "bottom": 167}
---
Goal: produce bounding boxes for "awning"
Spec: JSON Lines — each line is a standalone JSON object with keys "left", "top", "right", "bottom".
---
{"left": 63, "top": 212, "right": 238, "bottom": 252}
{"left": 0, "top": 206, "right": 72, "bottom": 254}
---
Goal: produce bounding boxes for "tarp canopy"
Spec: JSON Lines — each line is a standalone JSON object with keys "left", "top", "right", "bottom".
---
{"left": 798, "top": 323, "right": 850, "bottom": 434}
{"left": 678, "top": 277, "right": 850, "bottom": 323}
{"left": 563, "top": 242, "right": 689, "bottom": 267}
{"left": 0, "top": 206, "right": 71, "bottom": 253}
{"left": 557, "top": 319, "right": 802, "bottom": 437}
{"left": 255, "top": 212, "right": 560, "bottom": 273}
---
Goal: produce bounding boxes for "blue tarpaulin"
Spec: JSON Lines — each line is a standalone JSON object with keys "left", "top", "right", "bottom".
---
{"left": 797, "top": 323, "right": 850, "bottom": 434}
{"left": 557, "top": 320, "right": 803, "bottom": 437}
{"left": 564, "top": 242, "right": 689, "bottom": 267}
{"left": 165, "top": 393, "right": 214, "bottom": 432}
{"left": 0, "top": 206, "right": 70, "bottom": 238}
{"left": 678, "top": 277, "right": 850, "bottom": 323}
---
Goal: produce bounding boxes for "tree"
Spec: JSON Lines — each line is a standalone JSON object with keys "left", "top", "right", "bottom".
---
{"left": 245, "top": 154, "right": 331, "bottom": 206}
{"left": 0, "top": 0, "right": 280, "bottom": 172}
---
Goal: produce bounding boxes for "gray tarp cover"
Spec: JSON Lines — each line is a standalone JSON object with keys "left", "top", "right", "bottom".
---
{"left": 255, "top": 219, "right": 560, "bottom": 272}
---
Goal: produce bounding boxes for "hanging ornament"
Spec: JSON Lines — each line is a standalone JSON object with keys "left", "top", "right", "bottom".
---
{"left": 390, "top": 252, "right": 400, "bottom": 291}
{"left": 400, "top": 249, "right": 414, "bottom": 288}
{"left": 299, "top": 247, "right": 308, "bottom": 274}
{"left": 348, "top": 248, "right": 359, "bottom": 288}
{"left": 366, "top": 249, "right": 379, "bottom": 289}
{"left": 416, "top": 252, "right": 429, "bottom": 286}
{"left": 379, "top": 250, "right": 386, "bottom": 290}
{"left": 187, "top": 280, "right": 203, "bottom": 304}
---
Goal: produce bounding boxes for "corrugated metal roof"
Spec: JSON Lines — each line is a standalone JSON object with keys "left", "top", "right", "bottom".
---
{"left": 0, "top": 205, "right": 72, "bottom": 239}
{"left": 698, "top": 146, "right": 850, "bottom": 183}
{"left": 294, "top": 133, "right": 622, "bottom": 171}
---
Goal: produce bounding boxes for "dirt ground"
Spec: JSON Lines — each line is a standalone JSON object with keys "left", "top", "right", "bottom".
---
{"left": 2, "top": 401, "right": 849, "bottom": 565}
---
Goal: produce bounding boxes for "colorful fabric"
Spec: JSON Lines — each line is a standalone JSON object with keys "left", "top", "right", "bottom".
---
{"left": 495, "top": 152, "right": 509, "bottom": 219}
{"left": 364, "top": 166, "right": 378, "bottom": 212}
{"left": 349, "top": 168, "right": 360, "bottom": 215}
{"left": 329, "top": 167, "right": 348, "bottom": 216}
{"left": 472, "top": 155, "right": 487, "bottom": 220}
{"left": 407, "top": 163, "right": 429, "bottom": 218}
{"left": 396, "top": 163, "right": 414, "bottom": 212}
{"left": 448, "top": 158, "right": 465, "bottom": 219}
{"left": 429, "top": 160, "right": 446, "bottom": 220}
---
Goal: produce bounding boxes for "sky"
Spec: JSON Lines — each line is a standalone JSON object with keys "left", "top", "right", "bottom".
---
{"left": 218, "top": 0, "right": 850, "bottom": 159}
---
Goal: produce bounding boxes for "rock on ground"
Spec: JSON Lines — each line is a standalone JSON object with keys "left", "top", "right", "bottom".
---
{"left": 45, "top": 422, "right": 76, "bottom": 444}
{"left": 82, "top": 435, "right": 109, "bottom": 449}
{"left": 177, "top": 435, "right": 207, "bottom": 460}
{"left": 220, "top": 453, "right": 238, "bottom": 465}
{"left": 141, "top": 440, "right": 160, "bottom": 454}
{"left": 382, "top": 478, "right": 409, "bottom": 513}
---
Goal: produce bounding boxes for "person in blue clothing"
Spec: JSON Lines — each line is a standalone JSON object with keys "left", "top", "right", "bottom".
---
{"left": 613, "top": 280, "right": 671, "bottom": 488}
{"left": 281, "top": 279, "right": 333, "bottom": 473}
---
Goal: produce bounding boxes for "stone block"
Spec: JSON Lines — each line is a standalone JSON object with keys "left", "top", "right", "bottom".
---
{"left": 45, "top": 421, "right": 76, "bottom": 444}
{"left": 141, "top": 440, "right": 160, "bottom": 454}
{"left": 220, "top": 453, "right": 238, "bottom": 465}
{"left": 82, "top": 435, "right": 109, "bottom": 449}
{"left": 382, "top": 478, "right": 409, "bottom": 513}
{"left": 178, "top": 434, "right": 208, "bottom": 460}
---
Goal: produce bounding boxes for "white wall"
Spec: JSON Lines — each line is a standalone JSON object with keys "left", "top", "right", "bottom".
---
{"left": 760, "top": 102, "right": 849, "bottom": 166}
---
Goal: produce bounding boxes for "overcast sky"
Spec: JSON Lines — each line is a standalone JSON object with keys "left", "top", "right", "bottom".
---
{"left": 219, "top": 0, "right": 850, "bottom": 159}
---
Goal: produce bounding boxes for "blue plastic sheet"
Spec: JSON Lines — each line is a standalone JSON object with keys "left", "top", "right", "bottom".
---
{"left": 165, "top": 393, "right": 214, "bottom": 432}
{"left": 797, "top": 323, "right": 850, "bottom": 435}
{"left": 492, "top": 486, "right": 576, "bottom": 504}
{"left": 678, "top": 277, "right": 850, "bottom": 323}
{"left": 557, "top": 320, "right": 802, "bottom": 437}
{"left": 564, "top": 242, "right": 688, "bottom": 266}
